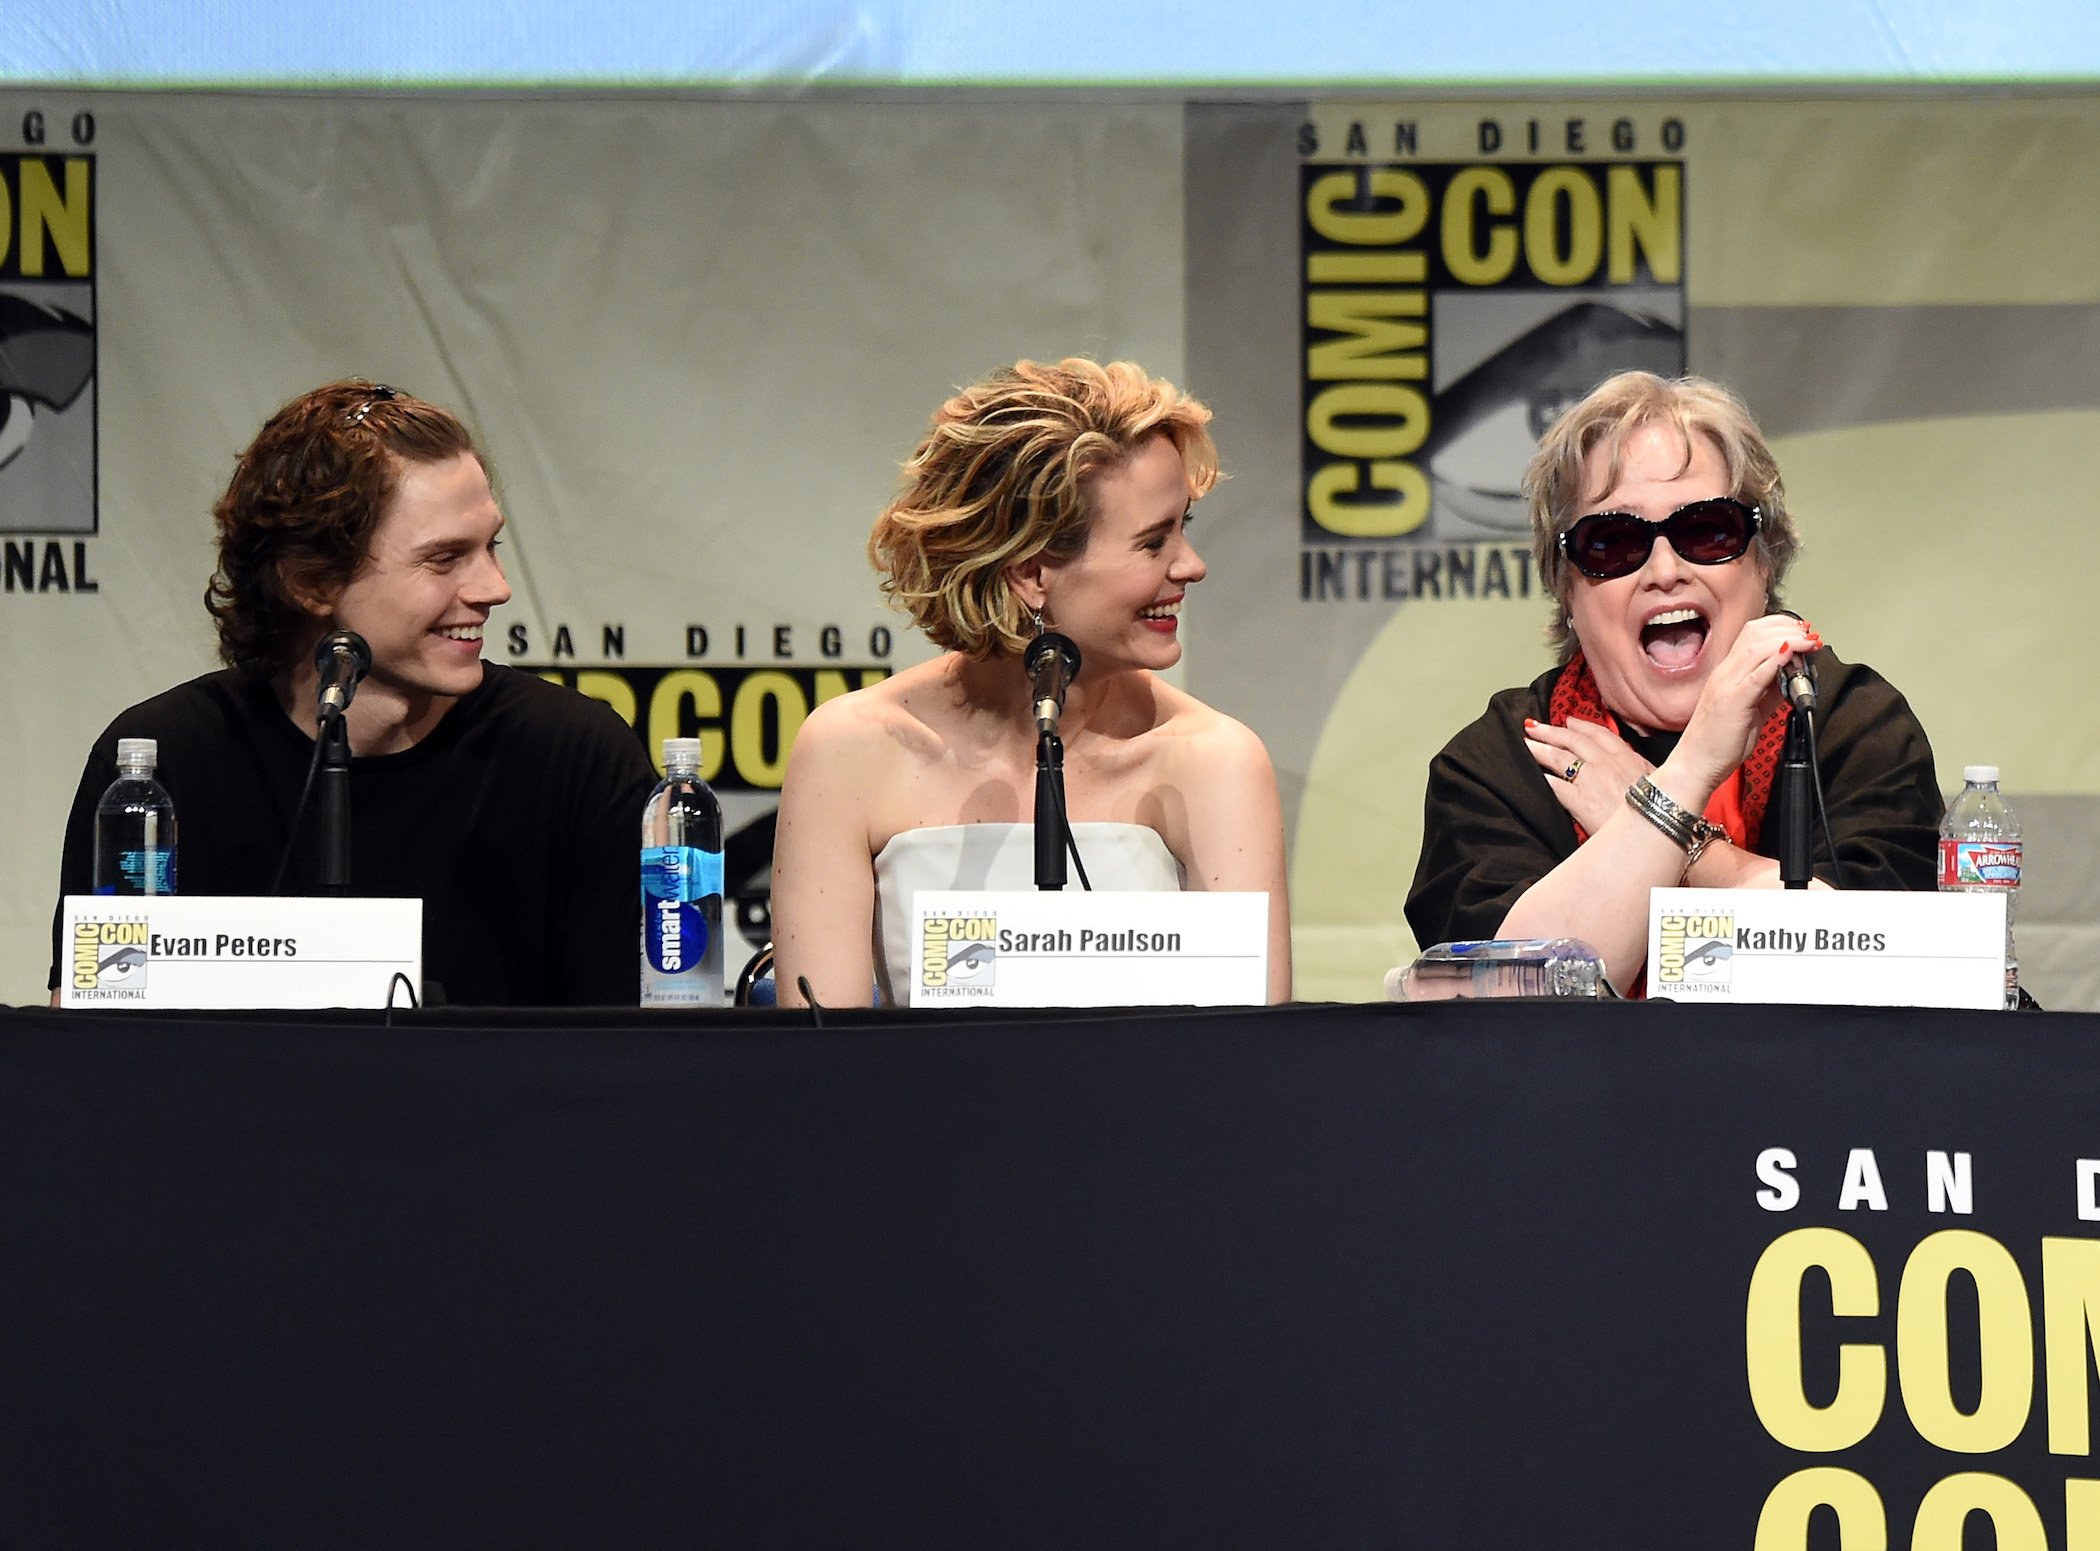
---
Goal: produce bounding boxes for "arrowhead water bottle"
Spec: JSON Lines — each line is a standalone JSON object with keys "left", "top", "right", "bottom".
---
{"left": 1938, "top": 765, "right": 2021, "bottom": 1009}
{"left": 640, "top": 736, "right": 725, "bottom": 1006}
{"left": 94, "top": 737, "right": 178, "bottom": 895}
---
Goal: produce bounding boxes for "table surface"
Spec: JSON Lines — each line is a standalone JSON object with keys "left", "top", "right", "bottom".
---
{"left": 2, "top": 997, "right": 2090, "bottom": 1548}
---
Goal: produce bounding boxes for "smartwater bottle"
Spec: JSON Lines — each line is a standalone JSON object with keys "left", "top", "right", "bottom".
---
{"left": 1939, "top": 765, "right": 2022, "bottom": 1010}
{"left": 640, "top": 736, "right": 724, "bottom": 1005}
{"left": 93, "top": 737, "right": 178, "bottom": 895}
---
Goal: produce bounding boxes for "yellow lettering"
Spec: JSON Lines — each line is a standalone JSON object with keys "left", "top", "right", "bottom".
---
{"left": 1911, "top": 1473, "right": 2044, "bottom": 1551}
{"left": 1305, "top": 383, "right": 1428, "bottom": 461}
{"left": 1305, "top": 292, "right": 1427, "bottom": 381}
{"left": 922, "top": 917, "right": 948, "bottom": 987}
{"left": 1746, "top": 1228, "right": 1884, "bottom": 1450}
{"left": 647, "top": 671, "right": 726, "bottom": 781}
{"left": 19, "top": 158, "right": 90, "bottom": 278}
{"left": 1753, "top": 1467, "right": 1886, "bottom": 1551}
{"left": 2068, "top": 1478, "right": 2100, "bottom": 1549}
{"left": 1525, "top": 166, "right": 1603, "bottom": 286}
{"left": 1306, "top": 461, "right": 1430, "bottom": 538}
{"left": 730, "top": 670, "right": 806, "bottom": 788}
{"left": 1304, "top": 168, "right": 1430, "bottom": 247}
{"left": 1306, "top": 251, "right": 1426, "bottom": 285}
{"left": 2044, "top": 1236, "right": 2100, "bottom": 1455}
{"left": 1897, "top": 1230, "right": 2032, "bottom": 1452}
{"left": 1441, "top": 167, "right": 1517, "bottom": 286}
{"left": 1608, "top": 163, "right": 1681, "bottom": 284}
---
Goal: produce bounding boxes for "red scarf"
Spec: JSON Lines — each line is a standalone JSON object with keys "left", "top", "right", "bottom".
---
{"left": 1546, "top": 649, "right": 1789, "bottom": 849}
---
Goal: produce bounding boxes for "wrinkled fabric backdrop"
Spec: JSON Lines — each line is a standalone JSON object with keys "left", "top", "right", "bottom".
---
{"left": 2, "top": 89, "right": 2094, "bottom": 1006}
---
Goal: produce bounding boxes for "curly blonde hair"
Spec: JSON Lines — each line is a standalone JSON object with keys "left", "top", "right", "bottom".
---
{"left": 868, "top": 358, "right": 1219, "bottom": 658}
{"left": 1523, "top": 371, "right": 1799, "bottom": 662}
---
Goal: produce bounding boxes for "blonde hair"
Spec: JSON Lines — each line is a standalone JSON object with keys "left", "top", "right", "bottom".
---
{"left": 1523, "top": 371, "right": 1799, "bottom": 661}
{"left": 868, "top": 358, "right": 1218, "bottom": 658}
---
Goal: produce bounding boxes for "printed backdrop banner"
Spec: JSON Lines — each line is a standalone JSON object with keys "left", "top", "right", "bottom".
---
{"left": 2, "top": 89, "right": 2096, "bottom": 1005}
{"left": 1183, "top": 96, "right": 2100, "bottom": 1004}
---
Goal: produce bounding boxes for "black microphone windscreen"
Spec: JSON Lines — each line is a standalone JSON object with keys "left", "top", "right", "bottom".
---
{"left": 315, "top": 630, "right": 372, "bottom": 677}
{"left": 1024, "top": 630, "right": 1080, "bottom": 679}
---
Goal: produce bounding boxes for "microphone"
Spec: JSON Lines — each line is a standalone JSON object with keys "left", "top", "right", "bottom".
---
{"left": 1024, "top": 630, "right": 1081, "bottom": 736}
{"left": 314, "top": 629, "right": 372, "bottom": 718}
{"left": 1778, "top": 654, "right": 1817, "bottom": 713}
{"left": 1772, "top": 610, "right": 1817, "bottom": 713}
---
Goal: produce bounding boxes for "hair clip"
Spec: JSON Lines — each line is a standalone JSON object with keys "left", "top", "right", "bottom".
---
{"left": 344, "top": 384, "right": 399, "bottom": 430}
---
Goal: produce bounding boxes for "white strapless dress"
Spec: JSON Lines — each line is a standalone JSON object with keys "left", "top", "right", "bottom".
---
{"left": 871, "top": 822, "right": 1187, "bottom": 1006}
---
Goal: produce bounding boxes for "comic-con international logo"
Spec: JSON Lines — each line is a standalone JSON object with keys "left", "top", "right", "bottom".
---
{"left": 71, "top": 918, "right": 148, "bottom": 999}
{"left": 1655, "top": 911, "right": 1734, "bottom": 992}
{"left": 919, "top": 913, "right": 998, "bottom": 998}
{"left": 1, "top": 147, "right": 97, "bottom": 550}
{"left": 1298, "top": 151, "right": 1684, "bottom": 602}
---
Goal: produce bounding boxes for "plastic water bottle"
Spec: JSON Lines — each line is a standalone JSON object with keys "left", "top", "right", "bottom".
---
{"left": 1939, "top": 765, "right": 2021, "bottom": 1009}
{"left": 1386, "top": 938, "right": 1610, "bottom": 1000}
{"left": 93, "top": 737, "right": 178, "bottom": 895}
{"left": 640, "top": 736, "right": 724, "bottom": 1006}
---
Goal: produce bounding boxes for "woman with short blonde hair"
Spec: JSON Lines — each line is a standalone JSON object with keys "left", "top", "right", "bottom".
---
{"left": 774, "top": 358, "right": 1289, "bottom": 1006}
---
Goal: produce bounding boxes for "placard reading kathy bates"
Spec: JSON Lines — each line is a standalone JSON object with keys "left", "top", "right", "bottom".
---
{"left": 910, "top": 890, "right": 1267, "bottom": 1009}
{"left": 1646, "top": 888, "right": 2005, "bottom": 1008}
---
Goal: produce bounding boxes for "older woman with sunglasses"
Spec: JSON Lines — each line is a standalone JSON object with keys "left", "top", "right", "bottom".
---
{"left": 1406, "top": 371, "right": 1941, "bottom": 993}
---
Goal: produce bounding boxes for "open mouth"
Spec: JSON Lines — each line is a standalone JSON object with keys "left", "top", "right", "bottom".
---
{"left": 1639, "top": 606, "right": 1709, "bottom": 671}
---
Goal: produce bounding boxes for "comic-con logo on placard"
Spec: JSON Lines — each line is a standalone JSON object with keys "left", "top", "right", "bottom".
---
{"left": 2, "top": 117, "right": 100, "bottom": 594}
{"left": 1655, "top": 910, "right": 1734, "bottom": 993}
{"left": 919, "top": 912, "right": 999, "bottom": 999}
{"left": 1297, "top": 116, "right": 1685, "bottom": 604}
{"left": 70, "top": 917, "right": 148, "bottom": 999}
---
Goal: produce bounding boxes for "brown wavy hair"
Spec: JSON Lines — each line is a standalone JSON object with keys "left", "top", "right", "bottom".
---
{"left": 1523, "top": 371, "right": 1799, "bottom": 662}
{"left": 205, "top": 381, "right": 486, "bottom": 675}
{"left": 868, "top": 358, "right": 1219, "bottom": 659}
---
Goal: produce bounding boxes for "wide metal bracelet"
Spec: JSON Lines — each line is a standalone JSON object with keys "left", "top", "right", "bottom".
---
{"left": 1625, "top": 775, "right": 1724, "bottom": 868}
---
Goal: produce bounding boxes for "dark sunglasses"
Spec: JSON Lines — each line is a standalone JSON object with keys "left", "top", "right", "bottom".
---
{"left": 1557, "top": 497, "right": 1763, "bottom": 582}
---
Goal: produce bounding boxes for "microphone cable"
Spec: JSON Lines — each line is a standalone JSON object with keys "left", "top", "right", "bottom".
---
{"left": 1800, "top": 708, "right": 1850, "bottom": 892}
{"left": 1045, "top": 768, "right": 1094, "bottom": 891}
{"left": 268, "top": 732, "right": 329, "bottom": 896}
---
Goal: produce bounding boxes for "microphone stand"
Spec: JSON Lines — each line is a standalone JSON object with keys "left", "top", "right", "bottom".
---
{"left": 1777, "top": 703, "right": 1814, "bottom": 890}
{"left": 1034, "top": 728, "right": 1067, "bottom": 891}
{"left": 317, "top": 704, "right": 353, "bottom": 896}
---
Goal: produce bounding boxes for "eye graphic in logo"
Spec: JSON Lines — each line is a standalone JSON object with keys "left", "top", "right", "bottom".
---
{"left": 97, "top": 943, "right": 147, "bottom": 989}
{"left": 1424, "top": 301, "right": 1684, "bottom": 534}
{"left": 0, "top": 292, "right": 96, "bottom": 476}
{"left": 947, "top": 941, "right": 996, "bottom": 983}
{"left": 1684, "top": 938, "right": 1733, "bottom": 976}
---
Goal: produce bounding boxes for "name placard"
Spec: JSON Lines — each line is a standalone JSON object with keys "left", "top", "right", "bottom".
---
{"left": 909, "top": 890, "right": 1267, "bottom": 1008}
{"left": 1645, "top": 888, "right": 2005, "bottom": 1008}
{"left": 60, "top": 896, "right": 424, "bottom": 1010}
